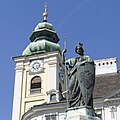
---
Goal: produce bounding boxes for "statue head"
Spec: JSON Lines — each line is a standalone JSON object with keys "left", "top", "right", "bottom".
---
{"left": 75, "top": 42, "right": 84, "bottom": 55}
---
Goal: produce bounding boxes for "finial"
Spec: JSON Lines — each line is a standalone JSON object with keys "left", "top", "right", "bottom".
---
{"left": 43, "top": 3, "right": 48, "bottom": 22}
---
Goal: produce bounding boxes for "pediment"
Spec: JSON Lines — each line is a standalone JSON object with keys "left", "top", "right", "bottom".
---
{"left": 46, "top": 89, "right": 59, "bottom": 95}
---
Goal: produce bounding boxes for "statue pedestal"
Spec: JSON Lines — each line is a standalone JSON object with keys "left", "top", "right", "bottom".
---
{"left": 65, "top": 106, "right": 100, "bottom": 120}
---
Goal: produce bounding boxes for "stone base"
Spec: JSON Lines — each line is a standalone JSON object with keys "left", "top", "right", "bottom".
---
{"left": 65, "top": 106, "right": 100, "bottom": 120}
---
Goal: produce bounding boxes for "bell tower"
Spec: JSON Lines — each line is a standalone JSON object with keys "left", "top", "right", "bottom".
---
{"left": 12, "top": 4, "right": 66, "bottom": 120}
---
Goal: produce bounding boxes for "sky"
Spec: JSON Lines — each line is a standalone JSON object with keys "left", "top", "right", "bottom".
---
{"left": 0, "top": 0, "right": 120, "bottom": 120}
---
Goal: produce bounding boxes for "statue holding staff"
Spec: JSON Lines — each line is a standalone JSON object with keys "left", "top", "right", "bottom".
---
{"left": 62, "top": 42, "right": 95, "bottom": 109}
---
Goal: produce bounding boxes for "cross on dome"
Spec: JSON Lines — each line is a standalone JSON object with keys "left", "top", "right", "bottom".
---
{"left": 43, "top": 3, "right": 48, "bottom": 22}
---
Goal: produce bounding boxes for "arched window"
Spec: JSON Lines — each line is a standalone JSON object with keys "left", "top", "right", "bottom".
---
{"left": 50, "top": 94, "right": 56, "bottom": 101}
{"left": 30, "top": 76, "right": 41, "bottom": 94}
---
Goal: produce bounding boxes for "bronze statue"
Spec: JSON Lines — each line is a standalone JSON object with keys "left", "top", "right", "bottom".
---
{"left": 63, "top": 42, "right": 95, "bottom": 108}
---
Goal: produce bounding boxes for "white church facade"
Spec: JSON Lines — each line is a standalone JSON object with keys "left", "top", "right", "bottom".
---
{"left": 12, "top": 5, "right": 120, "bottom": 120}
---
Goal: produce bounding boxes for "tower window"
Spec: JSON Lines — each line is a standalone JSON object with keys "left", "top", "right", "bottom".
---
{"left": 30, "top": 76, "right": 41, "bottom": 94}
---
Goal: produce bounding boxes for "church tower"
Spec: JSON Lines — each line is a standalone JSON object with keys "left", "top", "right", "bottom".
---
{"left": 12, "top": 4, "right": 66, "bottom": 120}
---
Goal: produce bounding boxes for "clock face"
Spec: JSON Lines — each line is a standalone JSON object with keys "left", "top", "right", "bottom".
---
{"left": 30, "top": 60, "right": 43, "bottom": 73}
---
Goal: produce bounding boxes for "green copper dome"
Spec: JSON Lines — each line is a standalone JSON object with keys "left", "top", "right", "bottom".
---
{"left": 29, "top": 21, "right": 59, "bottom": 43}
{"left": 34, "top": 22, "right": 55, "bottom": 31}
{"left": 22, "top": 5, "right": 61, "bottom": 56}
{"left": 22, "top": 40, "right": 61, "bottom": 55}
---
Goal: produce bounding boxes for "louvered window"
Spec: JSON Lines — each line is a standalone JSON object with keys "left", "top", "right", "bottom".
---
{"left": 30, "top": 76, "right": 41, "bottom": 94}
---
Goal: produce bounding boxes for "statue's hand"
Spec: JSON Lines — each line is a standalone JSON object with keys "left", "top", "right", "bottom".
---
{"left": 62, "top": 49, "right": 67, "bottom": 54}
{"left": 62, "top": 49, "right": 67, "bottom": 64}
{"left": 80, "top": 62, "right": 85, "bottom": 66}
{"left": 78, "top": 61, "right": 87, "bottom": 66}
